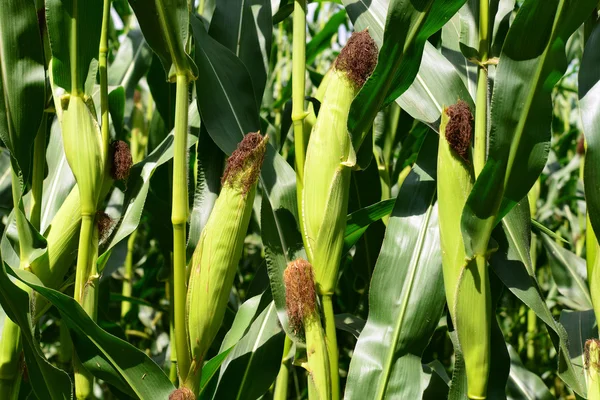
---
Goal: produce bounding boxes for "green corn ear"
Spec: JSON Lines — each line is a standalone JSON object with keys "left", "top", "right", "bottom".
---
{"left": 60, "top": 95, "right": 105, "bottom": 216}
{"left": 284, "top": 259, "right": 331, "bottom": 400}
{"left": 186, "top": 132, "right": 268, "bottom": 389}
{"left": 437, "top": 101, "right": 490, "bottom": 399}
{"left": 587, "top": 339, "right": 600, "bottom": 400}
{"left": 302, "top": 30, "right": 378, "bottom": 294}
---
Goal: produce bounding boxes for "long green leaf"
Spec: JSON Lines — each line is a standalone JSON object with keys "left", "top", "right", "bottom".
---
{"left": 461, "top": 0, "right": 598, "bottom": 258}
{"left": 0, "top": 263, "right": 72, "bottom": 399}
{"left": 579, "top": 21, "right": 600, "bottom": 237}
{"left": 127, "top": 0, "right": 196, "bottom": 78}
{"left": 345, "top": 131, "right": 445, "bottom": 399}
{"left": 5, "top": 265, "right": 175, "bottom": 399}
{"left": 489, "top": 200, "right": 586, "bottom": 396}
{"left": 0, "top": 0, "right": 46, "bottom": 182}
{"left": 559, "top": 309, "right": 597, "bottom": 394}
{"left": 506, "top": 345, "right": 554, "bottom": 400}
{"left": 542, "top": 235, "right": 592, "bottom": 310}
{"left": 343, "top": 0, "right": 473, "bottom": 130}
{"left": 346, "top": 0, "right": 466, "bottom": 151}
{"left": 46, "top": 0, "right": 103, "bottom": 94}
{"left": 208, "top": 0, "right": 272, "bottom": 105}
{"left": 211, "top": 302, "right": 284, "bottom": 400}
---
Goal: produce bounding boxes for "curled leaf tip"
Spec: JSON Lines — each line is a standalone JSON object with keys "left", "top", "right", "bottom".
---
{"left": 111, "top": 140, "right": 133, "bottom": 181}
{"left": 221, "top": 132, "right": 268, "bottom": 194}
{"left": 445, "top": 100, "right": 473, "bottom": 162}
{"left": 334, "top": 30, "right": 378, "bottom": 87}
{"left": 284, "top": 259, "right": 317, "bottom": 333}
{"left": 168, "top": 387, "right": 195, "bottom": 400}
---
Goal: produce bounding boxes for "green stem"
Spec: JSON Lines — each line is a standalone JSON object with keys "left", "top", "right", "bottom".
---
{"left": 473, "top": 0, "right": 489, "bottom": 177}
{"left": 70, "top": 0, "right": 79, "bottom": 95}
{"left": 73, "top": 215, "right": 97, "bottom": 399}
{"left": 30, "top": 113, "right": 47, "bottom": 231}
{"left": 0, "top": 319, "right": 22, "bottom": 400}
{"left": 322, "top": 294, "right": 339, "bottom": 400}
{"left": 0, "top": 170, "right": 29, "bottom": 399}
{"left": 292, "top": 0, "right": 307, "bottom": 230}
{"left": 99, "top": 0, "right": 111, "bottom": 156}
{"left": 172, "top": 74, "right": 191, "bottom": 384}
{"left": 168, "top": 264, "right": 178, "bottom": 385}
{"left": 273, "top": 336, "right": 292, "bottom": 400}
{"left": 121, "top": 230, "right": 137, "bottom": 318}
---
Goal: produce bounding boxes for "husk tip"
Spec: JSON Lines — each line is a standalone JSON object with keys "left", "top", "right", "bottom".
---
{"left": 221, "top": 132, "right": 268, "bottom": 193}
{"left": 444, "top": 100, "right": 473, "bottom": 162}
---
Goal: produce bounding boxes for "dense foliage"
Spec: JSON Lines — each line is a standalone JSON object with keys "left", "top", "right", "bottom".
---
{"left": 0, "top": 0, "right": 599, "bottom": 399}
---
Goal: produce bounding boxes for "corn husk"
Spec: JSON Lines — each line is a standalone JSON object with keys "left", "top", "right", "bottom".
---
{"left": 587, "top": 339, "right": 600, "bottom": 400}
{"left": 186, "top": 133, "right": 268, "bottom": 389}
{"left": 438, "top": 102, "right": 490, "bottom": 399}
{"left": 284, "top": 259, "right": 330, "bottom": 400}
{"left": 302, "top": 31, "right": 377, "bottom": 294}
{"left": 60, "top": 95, "right": 104, "bottom": 215}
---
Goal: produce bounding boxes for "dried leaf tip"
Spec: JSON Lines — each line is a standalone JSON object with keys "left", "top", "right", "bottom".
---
{"left": 334, "top": 30, "right": 378, "bottom": 87}
{"left": 284, "top": 259, "right": 318, "bottom": 334}
{"left": 221, "top": 132, "right": 268, "bottom": 194}
{"left": 445, "top": 100, "right": 473, "bottom": 162}
{"left": 169, "top": 387, "right": 195, "bottom": 400}
{"left": 111, "top": 140, "right": 133, "bottom": 181}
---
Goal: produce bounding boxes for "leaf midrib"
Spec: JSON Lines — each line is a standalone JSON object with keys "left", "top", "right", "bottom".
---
{"left": 375, "top": 189, "right": 436, "bottom": 399}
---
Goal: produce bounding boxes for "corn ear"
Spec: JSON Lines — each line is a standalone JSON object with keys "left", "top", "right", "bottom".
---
{"left": 438, "top": 102, "right": 490, "bottom": 399}
{"left": 61, "top": 95, "right": 105, "bottom": 215}
{"left": 284, "top": 259, "right": 331, "bottom": 400}
{"left": 186, "top": 133, "right": 268, "bottom": 389}
{"left": 302, "top": 31, "right": 377, "bottom": 293}
{"left": 587, "top": 339, "right": 600, "bottom": 400}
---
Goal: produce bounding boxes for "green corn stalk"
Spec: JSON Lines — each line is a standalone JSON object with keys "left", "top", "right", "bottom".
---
{"left": 121, "top": 96, "right": 149, "bottom": 318}
{"left": 587, "top": 339, "right": 600, "bottom": 400}
{"left": 301, "top": 31, "right": 377, "bottom": 398}
{"left": 284, "top": 259, "right": 331, "bottom": 400}
{"left": 186, "top": 133, "right": 268, "bottom": 393}
{"left": 438, "top": 102, "right": 490, "bottom": 399}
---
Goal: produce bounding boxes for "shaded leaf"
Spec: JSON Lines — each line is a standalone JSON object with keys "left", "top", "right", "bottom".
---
{"left": 345, "top": 131, "right": 445, "bottom": 399}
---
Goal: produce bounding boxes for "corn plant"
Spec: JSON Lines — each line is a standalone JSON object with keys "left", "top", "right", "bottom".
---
{"left": 0, "top": 1, "right": 599, "bottom": 399}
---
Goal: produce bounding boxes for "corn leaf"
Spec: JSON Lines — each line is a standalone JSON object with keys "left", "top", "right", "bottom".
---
{"left": 0, "top": 263, "right": 72, "bottom": 400}
{"left": 101, "top": 115, "right": 199, "bottom": 257}
{"left": 506, "top": 345, "right": 554, "bottom": 400}
{"left": 542, "top": 234, "right": 592, "bottom": 311}
{"left": 0, "top": 0, "right": 46, "bottom": 182}
{"left": 559, "top": 309, "right": 597, "bottom": 394}
{"left": 40, "top": 119, "right": 75, "bottom": 233}
{"left": 210, "top": 302, "right": 284, "bottom": 400}
{"left": 344, "top": 0, "right": 473, "bottom": 130}
{"left": 4, "top": 264, "right": 175, "bottom": 399}
{"left": 186, "top": 126, "right": 224, "bottom": 263}
{"left": 461, "top": 0, "right": 598, "bottom": 258}
{"left": 209, "top": 0, "right": 272, "bottom": 106}
{"left": 46, "top": 0, "right": 103, "bottom": 94}
{"left": 344, "top": 131, "right": 445, "bottom": 399}
{"left": 345, "top": 0, "right": 466, "bottom": 151}
{"left": 128, "top": 0, "right": 196, "bottom": 79}
{"left": 580, "top": 21, "right": 600, "bottom": 237}
{"left": 489, "top": 200, "right": 587, "bottom": 396}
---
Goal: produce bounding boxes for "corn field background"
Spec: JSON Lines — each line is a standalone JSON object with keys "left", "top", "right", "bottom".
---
{"left": 0, "top": 0, "right": 599, "bottom": 399}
